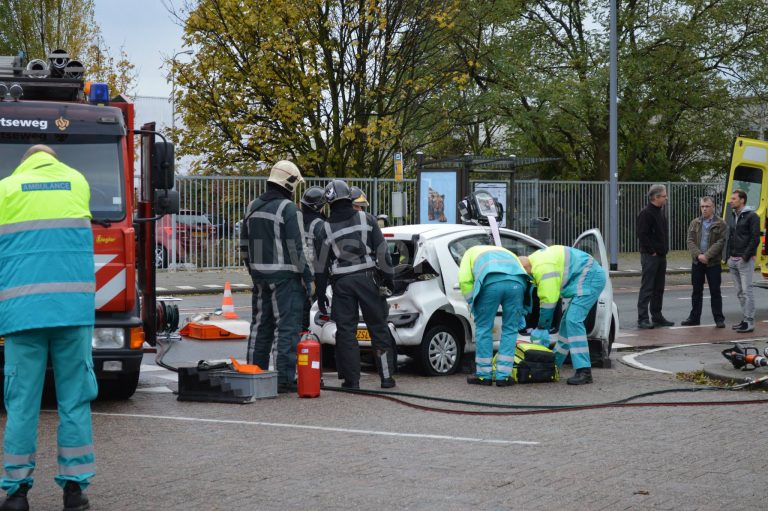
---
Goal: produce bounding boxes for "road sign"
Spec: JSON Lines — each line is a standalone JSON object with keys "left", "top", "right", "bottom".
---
{"left": 394, "top": 152, "right": 403, "bottom": 182}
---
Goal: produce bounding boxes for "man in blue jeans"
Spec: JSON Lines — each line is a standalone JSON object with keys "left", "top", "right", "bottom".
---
{"left": 725, "top": 189, "right": 761, "bottom": 333}
{"left": 0, "top": 145, "right": 96, "bottom": 511}
{"left": 458, "top": 245, "right": 530, "bottom": 387}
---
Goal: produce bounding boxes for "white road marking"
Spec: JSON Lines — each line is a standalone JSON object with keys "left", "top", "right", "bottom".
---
{"left": 232, "top": 283, "right": 250, "bottom": 288}
{"left": 612, "top": 342, "right": 633, "bottom": 350}
{"left": 202, "top": 284, "right": 223, "bottom": 288}
{"left": 82, "top": 411, "right": 539, "bottom": 446}
{"left": 670, "top": 323, "right": 722, "bottom": 329}
{"left": 616, "top": 332, "right": 637, "bottom": 338}
{"left": 620, "top": 343, "right": 712, "bottom": 374}
{"left": 156, "top": 287, "right": 168, "bottom": 291}
{"left": 135, "top": 386, "right": 173, "bottom": 394}
{"left": 140, "top": 365, "right": 167, "bottom": 372}
{"left": 675, "top": 295, "right": 728, "bottom": 300}
{"left": 175, "top": 285, "right": 195, "bottom": 290}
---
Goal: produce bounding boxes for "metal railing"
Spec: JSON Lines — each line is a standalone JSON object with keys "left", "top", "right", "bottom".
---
{"left": 162, "top": 177, "right": 722, "bottom": 269}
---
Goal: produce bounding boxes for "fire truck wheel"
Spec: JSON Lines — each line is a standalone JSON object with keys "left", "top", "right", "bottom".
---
{"left": 98, "top": 371, "right": 140, "bottom": 400}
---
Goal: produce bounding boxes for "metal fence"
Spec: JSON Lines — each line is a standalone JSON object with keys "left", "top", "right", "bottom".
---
{"left": 165, "top": 177, "right": 723, "bottom": 269}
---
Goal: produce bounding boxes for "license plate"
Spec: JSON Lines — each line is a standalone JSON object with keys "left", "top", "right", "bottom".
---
{"left": 356, "top": 329, "right": 371, "bottom": 341}
{"left": 193, "top": 232, "right": 206, "bottom": 238}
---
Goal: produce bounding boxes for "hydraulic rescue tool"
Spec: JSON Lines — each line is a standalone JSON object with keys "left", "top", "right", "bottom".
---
{"left": 721, "top": 343, "right": 768, "bottom": 370}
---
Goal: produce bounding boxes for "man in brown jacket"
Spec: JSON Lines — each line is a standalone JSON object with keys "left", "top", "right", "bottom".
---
{"left": 681, "top": 196, "right": 727, "bottom": 327}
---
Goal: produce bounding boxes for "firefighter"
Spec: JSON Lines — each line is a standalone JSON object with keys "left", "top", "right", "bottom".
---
{"left": 350, "top": 186, "right": 369, "bottom": 211}
{"left": 240, "top": 160, "right": 313, "bottom": 394}
{"left": 458, "top": 246, "right": 530, "bottom": 386}
{"left": 300, "top": 186, "right": 327, "bottom": 330}
{"left": 519, "top": 246, "right": 607, "bottom": 385}
{"left": 0, "top": 145, "right": 95, "bottom": 511}
{"left": 315, "top": 179, "right": 397, "bottom": 389}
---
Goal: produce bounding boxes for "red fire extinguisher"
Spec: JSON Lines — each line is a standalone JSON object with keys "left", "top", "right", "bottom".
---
{"left": 297, "top": 331, "right": 321, "bottom": 398}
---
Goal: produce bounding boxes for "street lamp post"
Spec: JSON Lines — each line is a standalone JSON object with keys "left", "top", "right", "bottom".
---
{"left": 171, "top": 49, "right": 193, "bottom": 135}
{"left": 169, "top": 49, "right": 193, "bottom": 271}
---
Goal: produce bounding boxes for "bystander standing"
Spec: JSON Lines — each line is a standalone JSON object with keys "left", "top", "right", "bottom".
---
{"left": 725, "top": 189, "right": 760, "bottom": 333}
{"left": 682, "top": 196, "right": 726, "bottom": 328}
{"left": 636, "top": 184, "right": 674, "bottom": 329}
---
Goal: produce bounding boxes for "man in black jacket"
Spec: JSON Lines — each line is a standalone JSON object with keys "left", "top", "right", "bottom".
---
{"left": 315, "top": 179, "right": 397, "bottom": 389}
{"left": 726, "top": 189, "right": 761, "bottom": 333}
{"left": 636, "top": 184, "right": 674, "bottom": 329}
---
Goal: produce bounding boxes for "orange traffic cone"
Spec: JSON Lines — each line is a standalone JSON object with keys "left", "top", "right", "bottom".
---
{"left": 221, "top": 281, "right": 239, "bottom": 319}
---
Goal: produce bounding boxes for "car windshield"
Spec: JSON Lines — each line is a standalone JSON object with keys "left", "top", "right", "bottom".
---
{"left": 0, "top": 133, "right": 125, "bottom": 221}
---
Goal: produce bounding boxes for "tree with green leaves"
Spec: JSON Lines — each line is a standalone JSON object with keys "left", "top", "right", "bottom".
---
{"left": 0, "top": 0, "right": 95, "bottom": 62}
{"left": 173, "top": 0, "right": 467, "bottom": 176}
{"left": 482, "top": 0, "right": 768, "bottom": 181}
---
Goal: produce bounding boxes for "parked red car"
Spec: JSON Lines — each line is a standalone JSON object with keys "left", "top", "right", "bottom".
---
{"left": 155, "top": 210, "right": 217, "bottom": 268}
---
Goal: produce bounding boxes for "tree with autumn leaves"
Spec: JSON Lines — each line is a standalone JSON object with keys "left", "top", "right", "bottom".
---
{"left": 173, "top": 0, "right": 768, "bottom": 180}
{"left": 0, "top": 0, "right": 136, "bottom": 96}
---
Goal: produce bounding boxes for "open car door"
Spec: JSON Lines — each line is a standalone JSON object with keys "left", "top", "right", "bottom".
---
{"left": 573, "top": 228, "right": 614, "bottom": 367}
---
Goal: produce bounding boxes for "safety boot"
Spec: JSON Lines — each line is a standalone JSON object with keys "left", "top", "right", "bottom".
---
{"left": 62, "top": 481, "right": 89, "bottom": 511}
{"left": 495, "top": 377, "right": 515, "bottom": 387}
{"left": 567, "top": 368, "right": 593, "bottom": 385}
{"left": 466, "top": 376, "right": 492, "bottom": 386}
{"left": 375, "top": 349, "right": 397, "bottom": 388}
{"left": 0, "top": 483, "right": 29, "bottom": 511}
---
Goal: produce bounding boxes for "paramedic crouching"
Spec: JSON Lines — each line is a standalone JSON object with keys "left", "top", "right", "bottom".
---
{"left": 458, "top": 246, "right": 530, "bottom": 386}
{"left": 519, "top": 246, "right": 606, "bottom": 385}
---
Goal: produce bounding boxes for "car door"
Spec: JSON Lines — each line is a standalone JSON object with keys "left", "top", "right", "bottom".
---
{"left": 436, "top": 233, "right": 490, "bottom": 344}
{"left": 572, "top": 228, "right": 613, "bottom": 341}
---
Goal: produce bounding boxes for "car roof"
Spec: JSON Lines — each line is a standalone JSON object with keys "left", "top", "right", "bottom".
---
{"left": 383, "top": 223, "right": 546, "bottom": 248}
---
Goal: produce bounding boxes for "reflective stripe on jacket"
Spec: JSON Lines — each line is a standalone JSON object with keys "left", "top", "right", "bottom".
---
{"left": 528, "top": 245, "right": 595, "bottom": 305}
{"left": 242, "top": 196, "right": 312, "bottom": 287}
{"left": 0, "top": 152, "right": 95, "bottom": 336}
{"left": 458, "top": 245, "right": 529, "bottom": 306}
{"left": 323, "top": 211, "right": 377, "bottom": 275}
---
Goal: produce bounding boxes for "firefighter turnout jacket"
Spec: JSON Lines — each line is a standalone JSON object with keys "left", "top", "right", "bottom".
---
{"left": 0, "top": 151, "right": 95, "bottom": 336}
{"left": 240, "top": 184, "right": 313, "bottom": 290}
{"left": 315, "top": 202, "right": 394, "bottom": 299}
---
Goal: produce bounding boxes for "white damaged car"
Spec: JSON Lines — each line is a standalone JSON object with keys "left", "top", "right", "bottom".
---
{"left": 309, "top": 224, "right": 619, "bottom": 376}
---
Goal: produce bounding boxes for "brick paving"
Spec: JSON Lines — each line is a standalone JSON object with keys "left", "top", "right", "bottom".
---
{"left": 6, "top": 361, "right": 768, "bottom": 510}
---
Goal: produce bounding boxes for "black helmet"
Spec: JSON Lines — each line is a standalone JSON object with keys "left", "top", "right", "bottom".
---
{"left": 324, "top": 179, "right": 351, "bottom": 203}
{"left": 301, "top": 186, "right": 326, "bottom": 211}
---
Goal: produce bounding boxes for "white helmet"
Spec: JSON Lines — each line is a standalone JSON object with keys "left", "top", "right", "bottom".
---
{"left": 268, "top": 160, "right": 304, "bottom": 192}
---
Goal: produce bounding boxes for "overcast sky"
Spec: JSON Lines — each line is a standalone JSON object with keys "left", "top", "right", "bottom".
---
{"left": 93, "top": 0, "right": 188, "bottom": 98}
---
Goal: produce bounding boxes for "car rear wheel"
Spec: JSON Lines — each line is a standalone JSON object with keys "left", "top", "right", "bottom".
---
{"left": 418, "top": 325, "right": 462, "bottom": 376}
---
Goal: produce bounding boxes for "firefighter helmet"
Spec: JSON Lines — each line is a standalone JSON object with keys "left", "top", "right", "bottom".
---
{"left": 268, "top": 160, "right": 304, "bottom": 192}
{"left": 301, "top": 186, "right": 326, "bottom": 211}
{"left": 324, "top": 179, "right": 351, "bottom": 203}
{"left": 350, "top": 186, "right": 369, "bottom": 208}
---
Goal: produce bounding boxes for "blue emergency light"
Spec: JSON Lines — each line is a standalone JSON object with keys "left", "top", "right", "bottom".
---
{"left": 88, "top": 83, "right": 109, "bottom": 104}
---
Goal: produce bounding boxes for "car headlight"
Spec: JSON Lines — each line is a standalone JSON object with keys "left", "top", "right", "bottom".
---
{"left": 92, "top": 328, "right": 125, "bottom": 349}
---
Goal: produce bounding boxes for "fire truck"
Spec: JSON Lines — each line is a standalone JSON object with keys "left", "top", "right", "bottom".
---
{"left": 0, "top": 51, "right": 180, "bottom": 399}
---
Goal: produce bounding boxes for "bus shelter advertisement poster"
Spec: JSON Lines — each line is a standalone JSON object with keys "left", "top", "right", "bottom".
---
{"left": 419, "top": 171, "right": 457, "bottom": 224}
